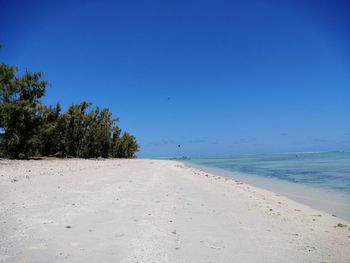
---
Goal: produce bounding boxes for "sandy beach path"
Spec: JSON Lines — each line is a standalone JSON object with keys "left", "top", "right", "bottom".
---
{"left": 0, "top": 159, "right": 349, "bottom": 263}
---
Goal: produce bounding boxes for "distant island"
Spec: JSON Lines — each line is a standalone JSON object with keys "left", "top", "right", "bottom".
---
{"left": 170, "top": 156, "right": 191, "bottom": 160}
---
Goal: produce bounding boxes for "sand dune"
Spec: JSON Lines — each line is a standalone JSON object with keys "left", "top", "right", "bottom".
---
{"left": 0, "top": 159, "right": 349, "bottom": 262}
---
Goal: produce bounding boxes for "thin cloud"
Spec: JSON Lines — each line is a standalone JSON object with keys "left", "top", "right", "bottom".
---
{"left": 150, "top": 139, "right": 177, "bottom": 147}
{"left": 188, "top": 140, "right": 206, "bottom": 144}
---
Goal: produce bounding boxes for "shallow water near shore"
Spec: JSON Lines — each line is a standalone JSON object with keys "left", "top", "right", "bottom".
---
{"left": 186, "top": 152, "right": 350, "bottom": 221}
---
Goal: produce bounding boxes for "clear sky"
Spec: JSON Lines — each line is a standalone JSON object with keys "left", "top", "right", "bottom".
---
{"left": 1, "top": 0, "right": 349, "bottom": 157}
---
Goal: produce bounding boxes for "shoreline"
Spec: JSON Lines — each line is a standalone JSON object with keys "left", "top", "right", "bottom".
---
{"left": 183, "top": 161, "right": 350, "bottom": 221}
{"left": 1, "top": 159, "right": 349, "bottom": 262}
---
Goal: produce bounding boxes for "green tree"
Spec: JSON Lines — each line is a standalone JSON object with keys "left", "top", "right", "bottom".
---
{"left": 0, "top": 65, "right": 47, "bottom": 158}
{"left": 113, "top": 132, "right": 139, "bottom": 158}
{"left": 40, "top": 102, "right": 63, "bottom": 156}
{"left": 79, "top": 107, "right": 119, "bottom": 158}
{"left": 63, "top": 102, "right": 91, "bottom": 157}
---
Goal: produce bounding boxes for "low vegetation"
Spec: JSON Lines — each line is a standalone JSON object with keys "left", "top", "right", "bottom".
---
{"left": 334, "top": 223, "right": 347, "bottom": 228}
{"left": 0, "top": 47, "right": 139, "bottom": 159}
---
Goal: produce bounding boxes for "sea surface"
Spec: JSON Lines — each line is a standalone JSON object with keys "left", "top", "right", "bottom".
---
{"left": 187, "top": 152, "right": 350, "bottom": 220}
{"left": 189, "top": 152, "right": 350, "bottom": 194}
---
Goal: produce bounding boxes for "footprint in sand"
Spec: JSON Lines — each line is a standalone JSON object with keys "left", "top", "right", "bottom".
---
{"left": 303, "top": 245, "right": 316, "bottom": 252}
{"left": 27, "top": 243, "right": 47, "bottom": 250}
{"left": 200, "top": 239, "right": 225, "bottom": 249}
{"left": 241, "top": 226, "right": 255, "bottom": 232}
{"left": 70, "top": 242, "right": 80, "bottom": 246}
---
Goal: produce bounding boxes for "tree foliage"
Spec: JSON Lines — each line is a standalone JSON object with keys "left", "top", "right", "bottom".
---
{"left": 0, "top": 53, "right": 139, "bottom": 159}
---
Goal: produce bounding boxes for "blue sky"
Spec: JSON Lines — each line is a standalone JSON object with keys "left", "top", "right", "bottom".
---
{"left": 1, "top": 0, "right": 349, "bottom": 157}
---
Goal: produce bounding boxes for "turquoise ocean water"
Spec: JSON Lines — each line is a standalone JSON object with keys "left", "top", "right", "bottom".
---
{"left": 189, "top": 152, "right": 350, "bottom": 195}
{"left": 186, "top": 152, "right": 350, "bottom": 220}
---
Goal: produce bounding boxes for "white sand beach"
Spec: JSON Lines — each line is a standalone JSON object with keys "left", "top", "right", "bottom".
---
{"left": 0, "top": 159, "right": 349, "bottom": 263}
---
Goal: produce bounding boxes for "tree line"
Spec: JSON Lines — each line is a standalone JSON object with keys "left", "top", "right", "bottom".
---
{"left": 0, "top": 51, "right": 139, "bottom": 159}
